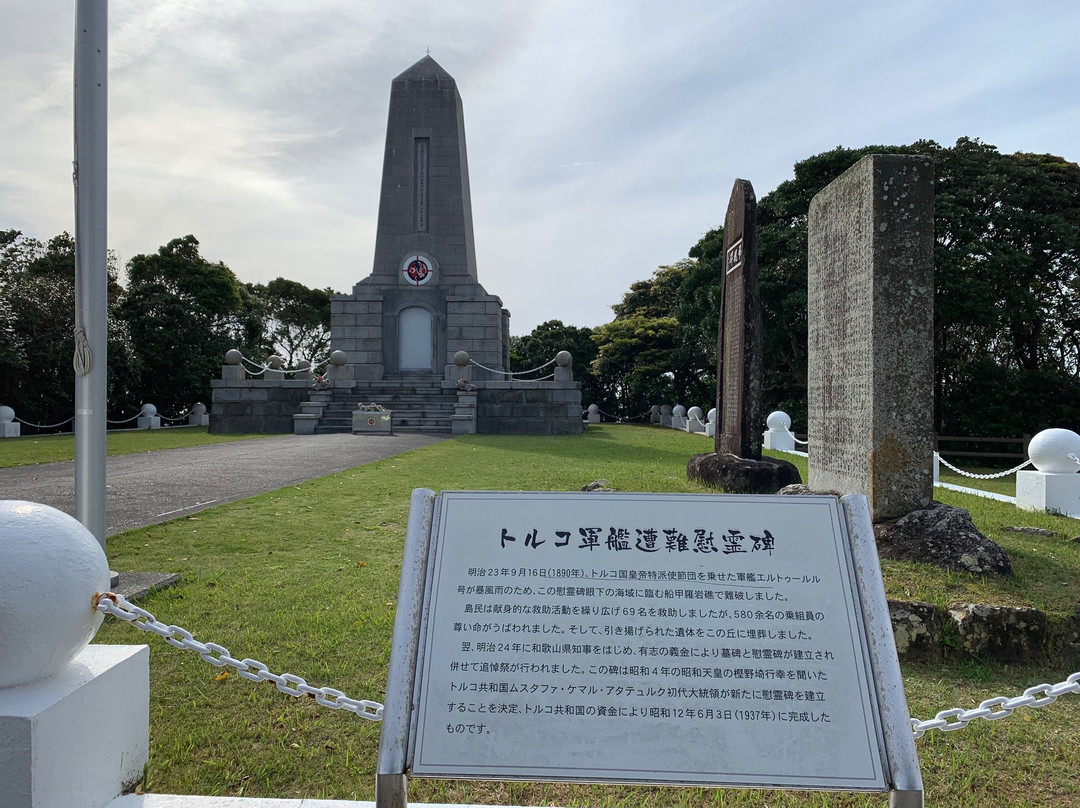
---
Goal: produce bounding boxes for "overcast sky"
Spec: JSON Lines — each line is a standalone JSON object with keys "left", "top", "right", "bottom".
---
{"left": 2, "top": 1, "right": 1078, "bottom": 333}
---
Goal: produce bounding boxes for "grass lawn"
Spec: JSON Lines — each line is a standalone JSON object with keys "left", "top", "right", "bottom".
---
{"left": 0, "top": 426, "right": 274, "bottom": 468}
{"left": 93, "top": 425, "right": 1080, "bottom": 806}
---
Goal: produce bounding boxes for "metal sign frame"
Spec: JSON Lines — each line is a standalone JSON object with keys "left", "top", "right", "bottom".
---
{"left": 376, "top": 489, "right": 922, "bottom": 808}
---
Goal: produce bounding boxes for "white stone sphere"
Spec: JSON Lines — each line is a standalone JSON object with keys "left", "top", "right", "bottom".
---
{"left": 224, "top": 349, "right": 242, "bottom": 365}
{"left": 707, "top": 407, "right": 717, "bottom": 423}
{"left": 1027, "top": 428, "right": 1080, "bottom": 473}
{"left": 672, "top": 405, "right": 686, "bottom": 417}
{"left": 190, "top": 402, "right": 206, "bottom": 416}
{"left": 296, "top": 359, "right": 311, "bottom": 371}
{"left": 266, "top": 355, "right": 284, "bottom": 370}
{"left": 0, "top": 501, "right": 108, "bottom": 688}
{"left": 660, "top": 404, "right": 672, "bottom": 414}
{"left": 0, "top": 405, "right": 14, "bottom": 424}
{"left": 330, "top": 350, "right": 347, "bottom": 366}
{"left": 555, "top": 351, "right": 572, "bottom": 367}
{"left": 140, "top": 403, "right": 157, "bottom": 417}
{"left": 587, "top": 404, "right": 600, "bottom": 414}
{"left": 454, "top": 350, "right": 471, "bottom": 367}
{"left": 766, "top": 411, "right": 792, "bottom": 431}
{"left": 649, "top": 405, "right": 660, "bottom": 414}
{"left": 687, "top": 406, "right": 703, "bottom": 421}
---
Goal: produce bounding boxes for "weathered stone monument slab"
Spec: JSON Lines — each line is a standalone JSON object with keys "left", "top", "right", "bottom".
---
{"left": 807, "top": 154, "right": 934, "bottom": 521}
{"left": 690, "top": 179, "right": 798, "bottom": 494}
{"left": 716, "top": 179, "right": 763, "bottom": 460}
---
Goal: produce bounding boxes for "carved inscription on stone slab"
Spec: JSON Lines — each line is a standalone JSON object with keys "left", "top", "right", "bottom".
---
{"left": 410, "top": 491, "right": 888, "bottom": 792}
{"left": 807, "top": 154, "right": 934, "bottom": 520}
{"left": 716, "top": 180, "right": 763, "bottom": 460}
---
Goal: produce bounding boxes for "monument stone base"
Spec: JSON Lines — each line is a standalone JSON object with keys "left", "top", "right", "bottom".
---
{"left": 0, "top": 644, "right": 149, "bottom": 808}
{"left": 686, "top": 452, "right": 802, "bottom": 495}
{"left": 1016, "top": 469, "right": 1080, "bottom": 518}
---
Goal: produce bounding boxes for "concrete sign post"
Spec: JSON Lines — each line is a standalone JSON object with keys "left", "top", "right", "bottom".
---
{"left": 378, "top": 490, "right": 922, "bottom": 806}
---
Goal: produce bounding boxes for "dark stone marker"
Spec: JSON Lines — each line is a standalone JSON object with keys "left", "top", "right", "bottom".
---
{"left": 716, "top": 179, "right": 763, "bottom": 460}
{"left": 689, "top": 179, "right": 799, "bottom": 494}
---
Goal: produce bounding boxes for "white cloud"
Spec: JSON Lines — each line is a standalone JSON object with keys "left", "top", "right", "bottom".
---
{"left": 1, "top": 0, "right": 1078, "bottom": 332}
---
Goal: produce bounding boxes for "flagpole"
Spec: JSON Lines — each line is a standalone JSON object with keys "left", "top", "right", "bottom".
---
{"left": 73, "top": 0, "right": 108, "bottom": 552}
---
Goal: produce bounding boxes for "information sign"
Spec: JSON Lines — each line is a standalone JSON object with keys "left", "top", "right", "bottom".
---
{"left": 406, "top": 492, "right": 886, "bottom": 790}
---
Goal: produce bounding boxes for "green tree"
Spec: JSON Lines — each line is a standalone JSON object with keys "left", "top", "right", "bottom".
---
{"left": 247, "top": 278, "right": 334, "bottom": 365}
{"left": 0, "top": 230, "right": 139, "bottom": 428}
{"left": 510, "top": 319, "right": 602, "bottom": 411}
{"left": 118, "top": 235, "right": 257, "bottom": 414}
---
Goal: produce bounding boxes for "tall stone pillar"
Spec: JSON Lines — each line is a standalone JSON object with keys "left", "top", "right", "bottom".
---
{"left": 807, "top": 154, "right": 935, "bottom": 520}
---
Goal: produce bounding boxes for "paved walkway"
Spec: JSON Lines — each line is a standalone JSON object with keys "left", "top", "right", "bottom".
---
{"left": 0, "top": 433, "right": 448, "bottom": 536}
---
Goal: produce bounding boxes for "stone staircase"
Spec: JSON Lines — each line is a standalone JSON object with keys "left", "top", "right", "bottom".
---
{"left": 310, "top": 377, "right": 457, "bottom": 434}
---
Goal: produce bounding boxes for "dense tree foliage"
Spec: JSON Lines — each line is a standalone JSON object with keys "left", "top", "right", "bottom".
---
{"left": 246, "top": 277, "right": 333, "bottom": 365}
{"left": 562, "top": 137, "right": 1080, "bottom": 435}
{"left": 509, "top": 319, "right": 603, "bottom": 407}
{"left": 0, "top": 230, "right": 139, "bottom": 427}
{"left": 1, "top": 231, "right": 336, "bottom": 428}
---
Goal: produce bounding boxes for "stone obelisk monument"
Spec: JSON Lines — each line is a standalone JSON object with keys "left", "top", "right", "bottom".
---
{"left": 688, "top": 178, "right": 800, "bottom": 494}
{"left": 331, "top": 56, "right": 510, "bottom": 383}
{"left": 716, "top": 179, "right": 763, "bottom": 460}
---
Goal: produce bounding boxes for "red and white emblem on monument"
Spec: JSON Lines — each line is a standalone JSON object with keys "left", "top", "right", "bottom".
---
{"left": 401, "top": 254, "right": 433, "bottom": 286}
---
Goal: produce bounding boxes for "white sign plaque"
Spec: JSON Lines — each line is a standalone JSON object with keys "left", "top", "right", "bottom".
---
{"left": 408, "top": 492, "right": 889, "bottom": 791}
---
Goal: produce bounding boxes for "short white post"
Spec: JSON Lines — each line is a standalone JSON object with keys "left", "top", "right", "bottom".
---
{"left": 659, "top": 404, "right": 672, "bottom": 427}
{"left": 933, "top": 451, "right": 940, "bottom": 484}
{"left": 136, "top": 403, "right": 160, "bottom": 430}
{"left": 188, "top": 402, "right": 209, "bottom": 427}
{"left": 762, "top": 410, "right": 795, "bottom": 451}
{"left": 686, "top": 406, "right": 706, "bottom": 434}
{"left": 1015, "top": 428, "right": 1080, "bottom": 517}
{"left": 0, "top": 501, "right": 149, "bottom": 808}
{"left": 1, "top": 406, "right": 20, "bottom": 438}
{"left": 649, "top": 405, "right": 661, "bottom": 425}
{"left": 671, "top": 405, "right": 687, "bottom": 430}
{"left": 705, "top": 407, "right": 717, "bottom": 438}
{"left": 586, "top": 404, "right": 600, "bottom": 424}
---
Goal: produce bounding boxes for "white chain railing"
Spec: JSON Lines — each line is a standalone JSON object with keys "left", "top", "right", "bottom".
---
{"left": 937, "top": 454, "right": 1032, "bottom": 480}
{"left": 911, "top": 672, "right": 1080, "bottom": 738}
{"left": 14, "top": 414, "right": 75, "bottom": 429}
{"left": 94, "top": 592, "right": 383, "bottom": 721}
{"left": 471, "top": 356, "right": 557, "bottom": 379}
{"left": 785, "top": 429, "right": 808, "bottom": 446}
{"left": 95, "top": 591, "right": 1079, "bottom": 740}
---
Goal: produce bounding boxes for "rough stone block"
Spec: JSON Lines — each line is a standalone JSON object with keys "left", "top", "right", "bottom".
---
{"left": 949, "top": 603, "right": 1049, "bottom": 664}
{"left": 807, "top": 154, "right": 935, "bottom": 520}
{"left": 888, "top": 600, "right": 943, "bottom": 663}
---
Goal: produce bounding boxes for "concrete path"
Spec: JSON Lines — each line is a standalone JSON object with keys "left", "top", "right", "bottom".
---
{"left": 0, "top": 433, "right": 448, "bottom": 536}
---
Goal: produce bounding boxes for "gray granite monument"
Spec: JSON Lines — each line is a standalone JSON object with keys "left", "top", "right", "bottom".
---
{"left": 807, "top": 154, "right": 935, "bottom": 520}
{"left": 688, "top": 179, "right": 799, "bottom": 494}
{"left": 210, "top": 56, "right": 581, "bottom": 435}
{"left": 716, "top": 179, "right": 763, "bottom": 460}
{"left": 331, "top": 55, "right": 510, "bottom": 384}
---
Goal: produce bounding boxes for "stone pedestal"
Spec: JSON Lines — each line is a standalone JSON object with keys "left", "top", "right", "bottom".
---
{"left": 136, "top": 416, "right": 160, "bottom": 430}
{"left": 0, "top": 645, "right": 149, "bottom": 808}
{"left": 1016, "top": 470, "right": 1080, "bottom": 518}
{"left": 452, "top": 393, "right": 477, "bottom": 435}
{"left": 763, "top": 428, "right": 795, "bottom": 451}
{"left": 1, "top": 422, "right": 20, "bottom": 438}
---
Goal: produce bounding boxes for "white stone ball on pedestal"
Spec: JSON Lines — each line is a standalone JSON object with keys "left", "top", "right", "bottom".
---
{"left": 329, "top": 350, "right": 347, "bottom": 366}
{"left": 0, "top": 405, "right": 14, "bottom": 423}
{"left": 0, "top": 501, "right": 109, "bottom": 688}
{"left": 587, "top": 404, "right": 600, "bottom": 415}
{"left": 766, "top": 411, "right": 792, "bottom": 431}
{"left": 1027, "top": 428, "right": 1080, "bottom": 473}
{"left": 687, "top": 406, "right": 703, "bottom": 421}
{"left": 672, "top": 405, "right": 687, "bottom": 418}
{"left": 707, "top": 408, "right": 717, "bottom": 424}
{"left": 224, "top": 349, "right": 242, "bottom": 365}
{"left": 139, "top": 403, "right": 157, "bottom": 417}
{"left": 555, "top": 351, "right": 572, "bottom": 367}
